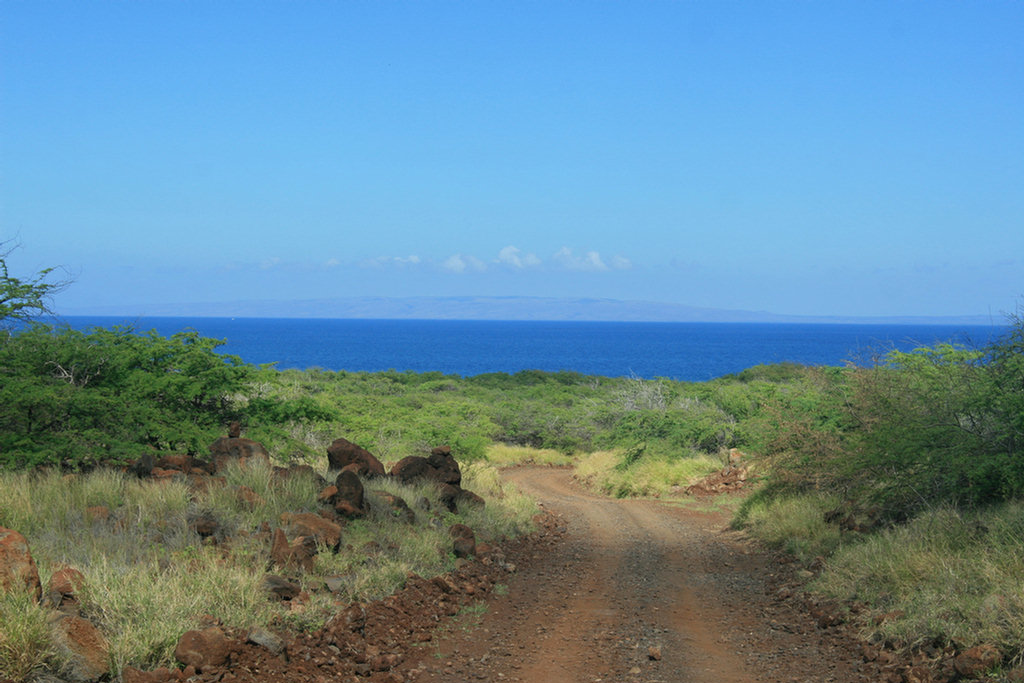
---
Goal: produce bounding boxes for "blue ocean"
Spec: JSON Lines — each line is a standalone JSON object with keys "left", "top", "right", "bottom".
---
{"left": 57, "top": 317, "right": 1006, "bottom": 382}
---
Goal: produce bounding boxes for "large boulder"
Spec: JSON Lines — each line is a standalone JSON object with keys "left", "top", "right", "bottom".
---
{"left": 390, "top": 456, "right": 433, "bottom": 483}
{"left": 0, "top": 526, "right": 41, "bottom": 601}
{"left": 427, "top": 446, "right": 461, "bottom": 485}
{"left": 327, "top": 437, "right": 386, "bottom": 476}
{"left": 51, "top": 614, "right": 111, "bottom": 682}
{"left": 390, "top": 446, "right": 462, "bottom": 486}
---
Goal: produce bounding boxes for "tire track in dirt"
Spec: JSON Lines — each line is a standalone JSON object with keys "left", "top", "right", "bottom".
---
{"left": 407, "top": 467, "right": 868, "bottom": 683}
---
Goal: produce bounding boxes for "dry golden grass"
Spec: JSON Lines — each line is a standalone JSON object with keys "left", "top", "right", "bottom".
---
{"left": 0, "top": 459, "right": 536, "bottom": 675}
{"left": 574, "top": 449, "right": 720, "bottom": 498}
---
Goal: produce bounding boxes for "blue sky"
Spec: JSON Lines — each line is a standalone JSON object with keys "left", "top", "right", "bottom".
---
{"left": 2, "top": 2, "right": 1021, "bottom": 318}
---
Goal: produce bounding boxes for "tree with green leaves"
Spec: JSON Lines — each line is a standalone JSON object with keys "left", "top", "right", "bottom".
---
{"left": 0, "top": 241, "right": 69, "bottom": 325}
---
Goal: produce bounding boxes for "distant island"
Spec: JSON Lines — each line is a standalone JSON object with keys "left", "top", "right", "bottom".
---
{"left": 60, "top": 295, "right": 999, "bottom": 326}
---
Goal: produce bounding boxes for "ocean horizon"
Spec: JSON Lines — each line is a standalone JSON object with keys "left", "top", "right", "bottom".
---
{"left": 55, "top": 316, "right": 1008, "bottom": 382}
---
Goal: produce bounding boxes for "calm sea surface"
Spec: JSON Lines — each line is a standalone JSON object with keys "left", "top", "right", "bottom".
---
{"left": 58, "top": 317, "right": 1007, "bottom": 381}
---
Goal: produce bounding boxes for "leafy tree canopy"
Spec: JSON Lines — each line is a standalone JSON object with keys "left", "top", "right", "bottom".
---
{"left": 0, "top": 241, "right": 69, "bottom": 325}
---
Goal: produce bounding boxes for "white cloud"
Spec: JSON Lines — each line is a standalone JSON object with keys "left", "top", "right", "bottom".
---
{"left": 610, "top": 255, "right": 633, "bottom": 270}
{"left": 497, "top": 245, "right": 541, "bottom": 269}
{"left": 361, "top": 255, "right": 422, "bottom": 268}
{"left": 443, "top": 254, "right": 466, "bottom": 273}
{"left": 442, "top": 253, "right": 487, "bottom": 273}
{"left": 325, "top": 257, "right": 341, "bottom": 268}
{"left": 554, "top": 247, "right": 608, "bottom": 271}
{"left": 260, "top": 256, "right": 282, "bottom": 270}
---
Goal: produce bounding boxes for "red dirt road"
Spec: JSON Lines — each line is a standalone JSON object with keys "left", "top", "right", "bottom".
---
{"left": 405, "top": 467, "right": 869, "bottom": 683}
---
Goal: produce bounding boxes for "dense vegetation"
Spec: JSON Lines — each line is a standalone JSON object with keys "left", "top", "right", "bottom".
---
{"left": 3, "top": 312, "right": 1020, "bottom": 519}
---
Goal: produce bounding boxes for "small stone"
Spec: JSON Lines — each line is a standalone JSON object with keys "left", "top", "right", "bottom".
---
{"left": 262, "top": 574, "right": 301, "bottom": 601}
{"left": 648, "top": 645, "right": 662, "bottom": 661}
{"left": 954, "top": 644, "right": 1001, "bottom": 678}
{"left": 247, "top": 627, "right": 285, "bottom": 656}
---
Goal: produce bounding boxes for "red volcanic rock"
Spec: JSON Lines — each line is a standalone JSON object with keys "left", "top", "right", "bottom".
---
{"left": 390, "top": 456, "right": 432, "bottom": 483}
{"left": 449, "top": 524, "right": 476, "bottom": 559}
{"left": 333, "top": 470, "right": 368, "bottom": 519}
{"left": 209, "top": 436, "right": 270, "bottom": 472}
{"left": 955, "top": 644, "right": 1002, "bottom": 678}
{"left": 52, "top": 614, "right": 111, "bottom": 681}
{"left": 49, "top": 565, "right": 85, "bottom": 597}
{"left": 174, "top": 627, "right": 230, "bottom": 671}
{"left": 280, "top": 512, "right": 342, "bottom": 551}
{"left": 327, "top": 437, "right": 386, "bottom": 476}
{"left": 0, "top": 526, "right": 41, "bottom": 601}
{"left": 372, "top": 490, "right": 416, "bottom": 524}
{"left": 269, "top": 528, "right": 318, "bottom": 572}
{"left": 428, "top": 446, "right": 461, "bottom": 486}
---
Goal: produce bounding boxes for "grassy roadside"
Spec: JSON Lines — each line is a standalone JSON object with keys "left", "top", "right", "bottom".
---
{"left": 0, "top": 457, "right": 536, "bottom": 678}
{"left": 738, "top": 491, "right": 1024, "bottom": 665}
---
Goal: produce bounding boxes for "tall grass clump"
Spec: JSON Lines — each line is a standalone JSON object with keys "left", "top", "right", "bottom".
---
{"left": 80, "top": 541, "right": 280, "bottom": 672}
{"left": 203, "top": 458, "right": 323, "bottom": 532}
{"left": 483, "top": 443, "right": 574, "bottom": 468}
{"left": 814, "top": 502, "right": 1024, "bottom": 661}
{"left": 460, "top": 461, "right": 538, "bottom": 539}
{"left": 0, "top": 467, "right": 130, "bottom": 537}
{"left": 575, "top": 448, "right": 720, "bottom": 498}
{"left": 737, "top": 492, "right": 843, "bottom": 562}
{"left": 0, "top": 590, "right": 56, "bottom": 681}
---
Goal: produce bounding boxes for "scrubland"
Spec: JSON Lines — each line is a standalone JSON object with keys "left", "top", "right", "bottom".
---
{"left": 2, "top": 309, "right": 1023, "bottom": 677}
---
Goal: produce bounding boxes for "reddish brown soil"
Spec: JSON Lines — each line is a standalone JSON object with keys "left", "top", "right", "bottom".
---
{"left": 397, "top": 467, "right": 872, "bottom": 683}
{"left": 122, "top": 467, "right": 891, "bottom": 683}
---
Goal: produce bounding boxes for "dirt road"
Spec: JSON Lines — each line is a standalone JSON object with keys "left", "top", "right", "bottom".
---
{"left": 407, "top": 467, "right": 869, "bottom": 683}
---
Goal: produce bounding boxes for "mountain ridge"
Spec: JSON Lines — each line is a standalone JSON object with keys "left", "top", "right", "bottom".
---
{"left": 60, "top": 295, "right": 1000, "bottom": 326}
